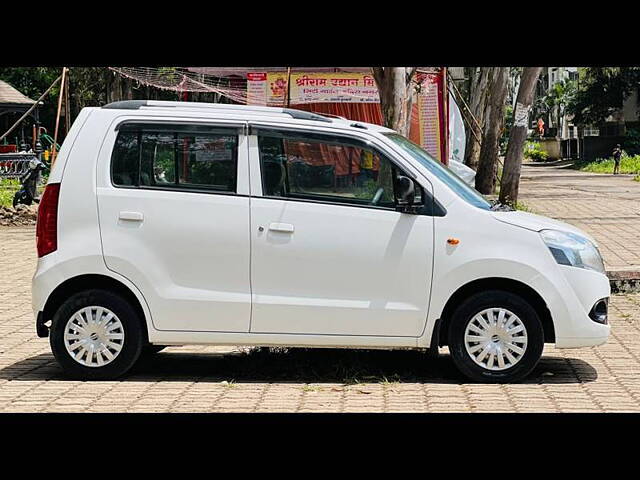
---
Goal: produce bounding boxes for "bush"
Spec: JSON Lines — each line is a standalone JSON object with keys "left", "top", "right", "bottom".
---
{"left": 578, "top": 154, "right": 640, "bottom": 174}
{"left": 524, "top": 141, "right": 549, "bottom": 162}
{"left": 0, "top": 179, "right": 20, "bottom": 208}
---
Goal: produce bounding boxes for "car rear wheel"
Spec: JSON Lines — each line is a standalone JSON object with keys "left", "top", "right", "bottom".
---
{"left": 447, "top": 290, "right": 544, "bottom": 383}
{"left": 50, "top": 289, "right": 144, "bottom": 380}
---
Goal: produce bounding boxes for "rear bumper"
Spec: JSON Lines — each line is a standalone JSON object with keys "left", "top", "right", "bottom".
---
{"left": 35, "top": 311, "right": 49, "bottom": 338}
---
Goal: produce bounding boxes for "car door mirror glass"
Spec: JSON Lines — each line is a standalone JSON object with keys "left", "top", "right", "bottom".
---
{"left": 396, "top": 175, "right": 415, "bottom": 205}
{"left": 395, "top": 175, "right": 426, "bottom": 214}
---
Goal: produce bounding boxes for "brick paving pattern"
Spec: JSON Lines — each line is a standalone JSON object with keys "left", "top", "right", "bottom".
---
{"left": 2, "top": 226, "right": 640, "bottom": 412}
{"left": 518, "top": 163, "right": 640, "bottom": 271}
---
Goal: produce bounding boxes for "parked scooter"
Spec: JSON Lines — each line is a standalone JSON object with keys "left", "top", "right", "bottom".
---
{"left": 13, "top": 157, "right": 48, "bottom": 207}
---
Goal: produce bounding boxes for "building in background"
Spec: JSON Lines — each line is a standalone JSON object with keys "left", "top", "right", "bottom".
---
{"left": 574, "top": 68, "right": 640, "bottom": 162}
{"left": 0, "top": 80, "right": 38, "bottom": 151}
{"left": 531, "top": 67, "right": 579, "bottom": 160}
{"left": 535, "top": 67, "right": 640, "bottom": 162}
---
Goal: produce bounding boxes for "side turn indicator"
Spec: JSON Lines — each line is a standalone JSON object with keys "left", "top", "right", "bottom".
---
{"left": 447, "top": 238, "right": 460, "bottom": 245}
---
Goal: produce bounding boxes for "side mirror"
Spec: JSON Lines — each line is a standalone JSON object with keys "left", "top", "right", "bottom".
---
{"left": 395, "top": 175, "right": 424, "bottom": 214}
{"left": 396, "top": 175, "right": 415, "bottom": 206}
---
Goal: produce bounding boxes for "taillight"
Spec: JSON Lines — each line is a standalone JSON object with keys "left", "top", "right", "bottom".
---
{"left": 36, "top": 183, "right": 60, "bottom": 257}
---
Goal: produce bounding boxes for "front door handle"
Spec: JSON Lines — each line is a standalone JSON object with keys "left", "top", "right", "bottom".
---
{"left": 268, "top": 222, "right": 294, "bottom": 233}
{"left": 119, "top": 211, "right": 144, "bottom": 222}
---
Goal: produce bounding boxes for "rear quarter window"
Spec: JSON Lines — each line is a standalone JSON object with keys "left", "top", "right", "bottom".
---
{"left": 111, "top": 131, "right": 140, "bottom": 187}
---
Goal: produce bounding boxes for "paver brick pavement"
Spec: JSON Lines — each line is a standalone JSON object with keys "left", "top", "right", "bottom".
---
{"left": 518, "top": 162, "right": 640, "bottom": 271}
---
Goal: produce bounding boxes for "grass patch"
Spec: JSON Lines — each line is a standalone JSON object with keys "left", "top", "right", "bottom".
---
{"left": 0, "top": 179, "right": 20, "bottom": 208}
{"left": 301, "top": 384, "right": 322, "bottom": 393}
{"left": 514, "top": 201, "right": 532, "bottom": 212}
{"left": 575, "top": 155, "right": 640, "bottom": 175}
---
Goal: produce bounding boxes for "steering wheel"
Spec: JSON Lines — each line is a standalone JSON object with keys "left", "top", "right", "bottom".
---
{"left": 371, "top": 187, "right": 384, "bottom": 205}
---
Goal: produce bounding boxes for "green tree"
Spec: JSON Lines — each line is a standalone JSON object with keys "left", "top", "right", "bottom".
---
{"left": 0, "top": 67, "right": 180, "bottom": 144}
{"left": 567, "top": 67, "right": 640, "bottom": 125}
{"left": 0, "top": 67, "right": 61, "bottom": 134}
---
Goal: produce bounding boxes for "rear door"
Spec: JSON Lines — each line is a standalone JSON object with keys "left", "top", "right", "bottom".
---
{"left": 97, "top": 119, "right": 251, "bottom": 332}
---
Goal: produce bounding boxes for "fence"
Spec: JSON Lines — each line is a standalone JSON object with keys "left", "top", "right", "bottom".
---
{"left": 579, "top": 136, "right": 626, "bottom": 162}
{"left": 560, "top": 139, "right": 579, "bottom": 160}
{"left": 0, "top": 154, "right": 39, "bottom": 178}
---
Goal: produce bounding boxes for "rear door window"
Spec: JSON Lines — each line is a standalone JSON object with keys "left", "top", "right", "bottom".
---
{"left": 111, "top": 123, "right": 239, "bottom": 193}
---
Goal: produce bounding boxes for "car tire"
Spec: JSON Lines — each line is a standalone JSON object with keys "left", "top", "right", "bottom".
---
{"left": 50, "top": 289, "right": 144, "bottom": 380}
{"left": 447, "top": 290, "right": 544, "bottom": 383}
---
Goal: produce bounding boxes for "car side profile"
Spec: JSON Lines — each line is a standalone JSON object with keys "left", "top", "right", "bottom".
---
{"left": 32, "top": 100, "right": 611, "bottom": 383}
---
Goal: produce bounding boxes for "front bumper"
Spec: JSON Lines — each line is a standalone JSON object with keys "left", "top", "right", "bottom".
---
{"left": 551, "top": 265, "right": 611, "bottom": 348}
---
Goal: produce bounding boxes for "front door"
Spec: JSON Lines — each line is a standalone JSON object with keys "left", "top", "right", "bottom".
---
{"left": 249, "top": 128, "right": 434, "bottom": 337}
{"left": 97, "top": 121, "right": 251, "bottom": 332}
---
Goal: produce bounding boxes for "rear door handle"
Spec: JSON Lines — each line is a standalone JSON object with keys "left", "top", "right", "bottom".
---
{"left": 268, "top": 222, "right": 294, "bottom": 233}
{"left": 119, "top": 211, "right": 144, "bottom": 222}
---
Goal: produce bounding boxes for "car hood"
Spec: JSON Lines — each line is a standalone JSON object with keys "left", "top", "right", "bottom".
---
{"left": 490, "top": 211, "right": 599, "bottom": 246}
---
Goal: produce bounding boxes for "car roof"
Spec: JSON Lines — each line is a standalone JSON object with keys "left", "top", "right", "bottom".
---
{"left": 101, "top": 100, "right": 394, "bottom": 134}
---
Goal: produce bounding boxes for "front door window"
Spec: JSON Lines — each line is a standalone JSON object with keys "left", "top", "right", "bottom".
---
{"left": 258, "top": 131, "right": 419, "bottom": 208}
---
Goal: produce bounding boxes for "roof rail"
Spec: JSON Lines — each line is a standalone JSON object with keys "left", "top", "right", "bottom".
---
{"left": 312, "top": 112, "right": 347, "bottom": 120}
{"left": 282, "top": 108, "right": 332, "bottom": 123}
{"left": 102, "top": 100, "right": 332, "bottom": 123}
{"left": 103, "top": 100, "right": 149, "bottom": 110}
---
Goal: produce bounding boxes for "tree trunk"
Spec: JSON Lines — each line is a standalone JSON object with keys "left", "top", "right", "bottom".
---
{"left": 475, "top": 67, "right": 509, "bottom": 194}
{"left": 106, "top": 70, "right": 123, "bottom": 103}
{"left": 464, "top": 67, "right": 492, "bottom": 169}
{"left": 498, "top": 67, "right": 543, "bottom": 206}
{"left": 371, "top": 67, "right": 417, "bottom": 137}
{"left": 123, "top": 77, "right": 133, "bottom": 100}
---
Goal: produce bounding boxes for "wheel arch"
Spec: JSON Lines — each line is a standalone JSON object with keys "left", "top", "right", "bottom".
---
{"left": 436, "top": 277, "right": 555, "bottom": 347}
{"left": 42, "top": 274, "right": 150, "bottom": 342}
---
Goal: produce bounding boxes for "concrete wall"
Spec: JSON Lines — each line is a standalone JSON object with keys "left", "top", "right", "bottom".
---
{"left": 537, "top": 138, "right": 562, "bottom": 160}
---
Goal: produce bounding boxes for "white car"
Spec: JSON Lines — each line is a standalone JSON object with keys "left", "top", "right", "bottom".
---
{"left": 32, "top": 100, "right": 610, "bottom": 383}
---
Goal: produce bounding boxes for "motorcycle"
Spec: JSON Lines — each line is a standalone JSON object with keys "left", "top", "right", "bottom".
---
{"left": 13, "top": 157, "right": 48, "bottom": 207}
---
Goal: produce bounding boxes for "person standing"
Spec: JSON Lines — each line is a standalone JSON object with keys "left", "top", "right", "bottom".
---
{"left": 612, "top": 144, "right": 623, "bottom": 174}
{"left": 537, "top": 118, "right": 545, "bottom": 138}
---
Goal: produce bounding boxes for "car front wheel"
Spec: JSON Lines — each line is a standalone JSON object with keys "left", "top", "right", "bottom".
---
{"left": 447, "top": 290, "right": 544, "bottom": 383}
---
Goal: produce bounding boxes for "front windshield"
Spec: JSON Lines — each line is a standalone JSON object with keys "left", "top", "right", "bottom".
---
{"left": 384, "top": 133, "right": 491, "bottom": 210}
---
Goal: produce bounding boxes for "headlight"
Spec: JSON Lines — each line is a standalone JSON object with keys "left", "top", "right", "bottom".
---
{"left": 540, "top": 229, "right": 605, "bottom": 274}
